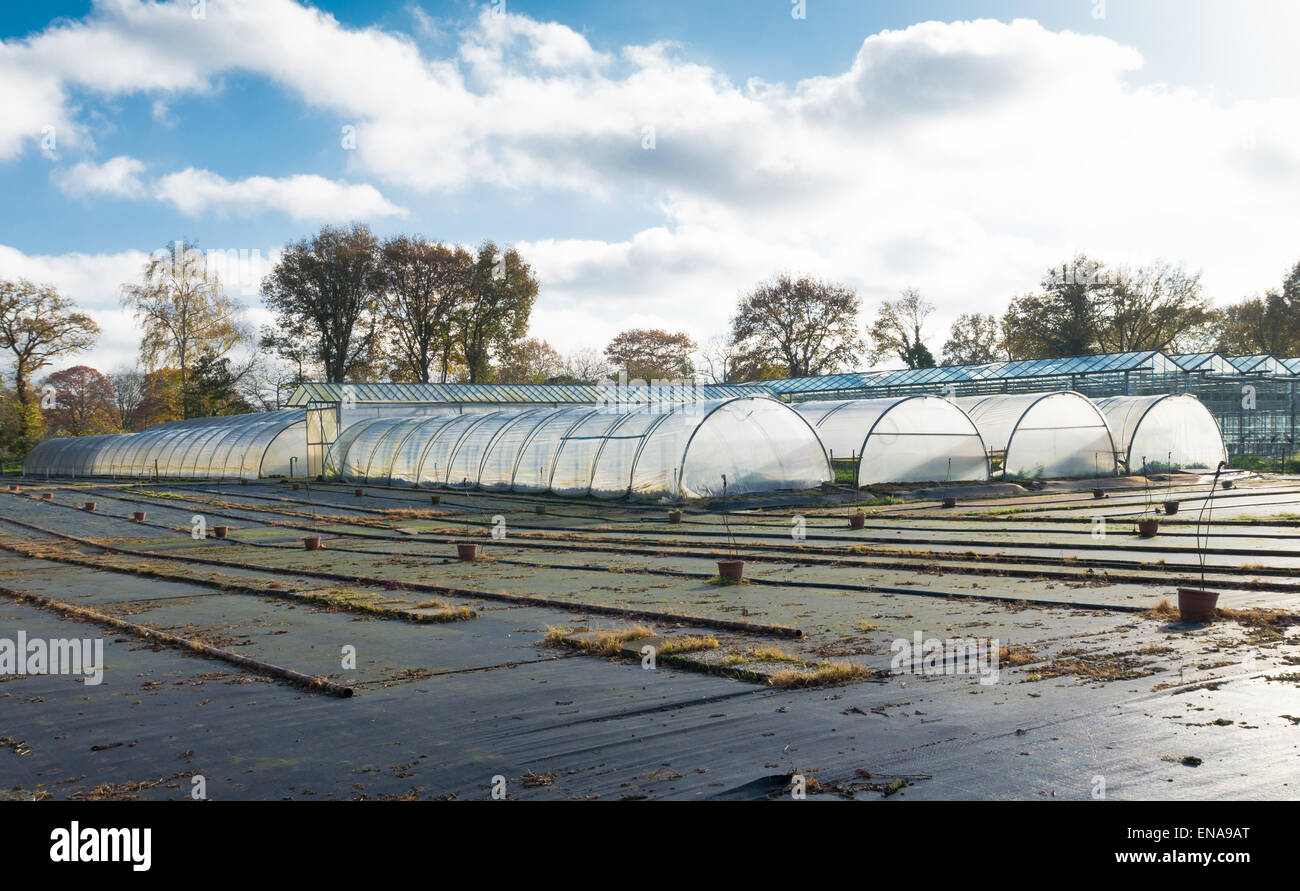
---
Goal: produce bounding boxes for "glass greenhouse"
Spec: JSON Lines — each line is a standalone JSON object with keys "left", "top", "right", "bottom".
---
{"left": 22, "top": 410, "right": 308, "bottom": 480}
{"left": 323, "top": 396, "right": 831, "bottom": 499}
{"left": 793, "top": 396, "right": 990, "bottom": 485}
{"left": 1094, "top": 394, "right": 1227, "bottom": 473}
{"left": 952, "top": 392, "right": 1117, "bottom": 479}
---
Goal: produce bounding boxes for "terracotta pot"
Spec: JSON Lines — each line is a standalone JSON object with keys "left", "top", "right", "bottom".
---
{"left": 430, "top": 495, "right": 441, "bottom": 505}
{"left": 83, "top": 502, "right": 97, "bottom": 512}
{"left": 1163, "top": 500, "right": 1180, "bottom": 515}
{"left": 1177, "top": 587, "right": 1219, "bottom": 622}
{"left": 8, "top": 485, "right": 19, "bottom": 493}
{"left": 942, "top": 497, "right": 958, "bottom": 508}
{"left": 212, "top": 525, "right": 229, "bottom": 539}
{"left": 849, "top": 513, "right": 866, "bottom": 529}
{"left": 717, "top": 560, "right": 745, "bottom": 580}
{"left": 240, "top": 479, "right": 250, "bottom": 486}
{"left": 302, "top": 536, "right": 323, "bottom": 551}
{"left": 41, "top": 493, "right": 53, "bottom": 502}
{"left": 292, "top": 483, "right": 301, "bottom": 490}
{"left": 354, "top": 488, "right": 365, "bottom": 497}
{"left": 1137, "top": 518, "right": 1160, "bottom": 538}
{"left": 1092, "top": 489, "right": 1107, "bottom": 499}
{"left": 535, "top": 505, "right": 547, "bottom": 515}
{"left": 457, "top": 543, "right": 479, "bottom": 562}
{"left": 132, "top": 511, "right": 147, "bottom": 522}
{"left": 668, "top": 510, "right": 683, "bottom": 524}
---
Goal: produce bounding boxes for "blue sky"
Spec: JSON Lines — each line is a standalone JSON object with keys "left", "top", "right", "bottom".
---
{"left": 2, "top": 0, "right": 1298, "bottom": 374}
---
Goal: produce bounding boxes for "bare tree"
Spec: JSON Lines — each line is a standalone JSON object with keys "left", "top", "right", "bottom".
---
{"left": 868, "top": 288, "right": 935, "bottom": 368}
{"left": 379, "top": 236, "right": 473, "bottom": 382}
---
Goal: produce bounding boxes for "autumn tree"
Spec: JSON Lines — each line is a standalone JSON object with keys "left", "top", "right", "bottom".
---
{"left": 868, "top": 288, "right": 936, "bottom": 368}
{"left": 0, "top": 277, "right": 100, "bottom": 449}
{"left": 261, "top": 224, "right": 385, "bottom": 382}
{"left": 604, "top": 328, "right": 695, "bottom": 381}
{"left": 1216, "top": 260, "right": 1300, "bottom": 355}
{"left": 452, "top": 242, "right": 538, "bottom": 383}
{"left": 731, "top": 274, "right": 862, "bottom": 378}
{"left": 1001, "top": 254, "right": 1108, "bottom": 359}
{"left": 122, "top": 240, "right": 249, "bottom": 417}
{"left": 37, "top": 365, "right": 118, "bottom": 436}
{"left": 496, "top": 338, "right": 564, "bottom": 384}
{"left": 942, "top": 313, "right": 1004, "bottom": 366}
{"left": 379, "top": 236, "right": 474, "bottom": 382}
{"left": 1095, "top": 262, "right": 1214, "bottom": 353}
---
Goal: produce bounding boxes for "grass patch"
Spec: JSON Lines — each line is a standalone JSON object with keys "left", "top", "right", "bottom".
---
{"left": 659, "top": 635, "right": 720, "bottom": 655}
{"left": 767, "top": 661, "right": 875, "bottom": 688}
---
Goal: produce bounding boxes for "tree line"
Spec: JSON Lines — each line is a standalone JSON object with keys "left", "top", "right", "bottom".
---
{"left": 3, "top": 234, "right": 1299, "bottom": 459}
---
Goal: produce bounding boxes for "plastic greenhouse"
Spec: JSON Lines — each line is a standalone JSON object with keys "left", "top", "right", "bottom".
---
{"left": 793, "top": 396, "right": 990, "bottom": 485}
{"left": 22, "top": 410, "right": 308, "bottom": 480}
{"left": 951, "top": 392, "right": 1118, "bottom": 479}
{"left": 322, "top": 396, "right": 831, "bottom": 499}
{"left": 1094, "top": 394, "right": 1227, "bottom": 473}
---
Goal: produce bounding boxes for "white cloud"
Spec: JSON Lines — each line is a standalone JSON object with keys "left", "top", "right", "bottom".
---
{"left": 4, "top": 3, "right": 1300, "bottom": 360}
{"left": 153, "top": 168, "right": 407, "bottom": 221}
{"left": 53, "top": 155, "right": 147, "bottom": 198}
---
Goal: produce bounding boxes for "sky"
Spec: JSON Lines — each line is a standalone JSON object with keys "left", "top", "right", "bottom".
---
{"left": 2, "top": 0, "right": 1299, "bottom": 377}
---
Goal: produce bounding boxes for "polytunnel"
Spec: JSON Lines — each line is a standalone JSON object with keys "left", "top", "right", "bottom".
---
{"left": 792, "top": 396, "right": 990, "bottom": 485}
{"left": 951, "top": 392, "right": 1117, "bottom": 479}
{"left": 323, "top": 396, "right": 831, "bottom": 499}
{"left": 21, "top": 410, "right": 308, "bottom": 480}
{"left": 1094, "top": 394, "right": 1227, "bottom": 473}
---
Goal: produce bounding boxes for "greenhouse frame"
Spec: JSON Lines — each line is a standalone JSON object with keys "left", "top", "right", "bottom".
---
{"left": 952, "top": 391, "right": 1118, "bottom": 479}
{"left": 322, "top": 396, "right": 832, "bottom": 499}
{"left": 792, "top": 396, "right": 990, "bottom": 486}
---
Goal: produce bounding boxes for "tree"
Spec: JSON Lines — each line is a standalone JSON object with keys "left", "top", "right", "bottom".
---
{"left": 452, "top": 242, "right": 538, "bottom": 383}
{"left": 1216, "top": 260, "right": 1300, "bottom": 356}
{"left": 1001, "top": 254, "right": 1108, "bottom": 359}
{"left": 496, "top": 338, "right": 564, "bottom": 384}
{"left": 942, "top": 313, "right": 1004, "bottom": 366}
{"left": 558, "top": 347, "right": 611, "bottom": 384}
{"left": 107, "top": 367, "right": 145, "bottom": 431}
{"left": 0, "top": 278, "right": 100, "bottom": 450}
{"left": 604, "top": 328, "right": 696, "bottom": 381}
{"left": 133, "top": 369, "right": 183, "bottom": 429}
{"left": 379, "top": 236, "right": 474, "bottom": 383}
{"left": 1095, "top": 261, "right": 1214, "bottom": 353}
{"left": 731, "top": 273, "right": 862, "bottom": 378}
{"left": 37, "top": 365, "right": 118, "bottom": 436}
{"left": 183, "top": 350, "right": 253, "bottom": 418}
{"left": 868, "top": 288, "right": 936, "bottom": 368}
{"left": 261, "top": 224, "right": 385, "bottom": 382}
{"left": 122, "top": 240, "right": 249, "bottom": 417}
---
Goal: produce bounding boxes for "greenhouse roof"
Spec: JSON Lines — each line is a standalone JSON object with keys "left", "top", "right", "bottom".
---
{"left": 287, "top": 381, "right": 757, "bottom": 406}
{"left": 1227, "top": 354, "right": 1290, "bottom": 374}
{"left": 1169, "top": 353, "right": 1239, "bottom": 374}
{"left": 1284, "top": 357, "right": 1300, "bottom": 374}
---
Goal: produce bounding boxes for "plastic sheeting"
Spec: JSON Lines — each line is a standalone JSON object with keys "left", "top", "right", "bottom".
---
{"left": 952, "top": 392, "right": 1117, "bottom": 479}
{"left": 793, "top": 396, "right": 989, "bottom": 485}
{"left": 1094, "top": 394, "right": 1227, "bottom": 473}
{"left": 323, "top": 396, "right": 831, "bottom": 499}
{"left": 22, "top": 410, "right": 308, "bottom": 480}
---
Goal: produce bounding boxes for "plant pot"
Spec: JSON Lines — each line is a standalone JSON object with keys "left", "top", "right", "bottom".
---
{"left": 848, "top": 513, "right": 866, "bottom": 529}
{"left": 668, "top": 510, "right": 683, "bottom": 524}
{"left": 1137, "top": 517, "right": 1160, "bottom": 538}
{"left": 457, "top": 543, "right": 479, "bottom": 562}
{"left": 942, "top": 497, "right": 958, "bottom": 509}
{"left": 8, "top": 485, "right": 19, "bottom": 493}
{"left": 1163, "top": 500, "right": 1180, "bottom": 515}
{"left": 212, "top": 525, "right": 229, "bottom": 539}
{"left": 1221, "top": 480, "right": 1234, "bottom": 490}
{"left": 132, "top": 511, "right": 147, "bottom": 522}
{"left": 302, "top": 536, "right": 323, "bottom": 551}
{"left": 430, "top": 495, "right": 441, "bottom": 505}
{"left": 1092, "top": 488, "right": 1107, "bottom": 499}
{"left": 354, "top": 488, "right": 365, "bottom": 497}
{"left": 1177, "top": 587, "right": 1219, "bottom": 622}
{"left": 240, "top": 479, "right": 250, "bottom": 486}
{"left": 41, "top": 493, "right": 53, "bottom": 502}
{"left": 535, "top": 505, "right": 547, "bottom": 515}
{"left": 292, "top": 483, "right": 301, "bottom": 490}
{"left": 83, "top": 501, "right": 97, "bottom": 512}
{"left": 717, "top": 560, "right": 745, "bottom": 580}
